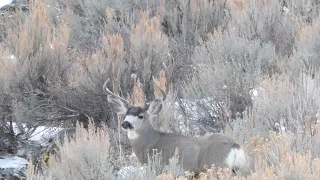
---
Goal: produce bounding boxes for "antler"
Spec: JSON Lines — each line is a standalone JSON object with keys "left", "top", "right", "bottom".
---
{"left": 152, "top": 76, "right": 168, "bottom": 101}
{"left": 103, "top": 78, "right": 130, "bottom": 105}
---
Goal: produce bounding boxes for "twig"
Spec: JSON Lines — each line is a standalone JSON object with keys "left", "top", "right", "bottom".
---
{"left": 35, "top": 114, "right": 80, "bottom": 122}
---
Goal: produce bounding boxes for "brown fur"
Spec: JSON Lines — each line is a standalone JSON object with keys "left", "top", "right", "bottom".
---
{"left": 129, "top": 118, "right": 240, "bottom": 175}
{"left": 107, "top": 94, "right": 246, "bottom": 176}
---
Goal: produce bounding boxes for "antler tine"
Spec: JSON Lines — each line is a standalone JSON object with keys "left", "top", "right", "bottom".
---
{"left": 103, "top": 78, "right": 130, "bottom": 105}
{"left": 152, "top": 76, "right": 168, "bottom": 101}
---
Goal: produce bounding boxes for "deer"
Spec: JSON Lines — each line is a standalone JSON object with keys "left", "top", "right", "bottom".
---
{"left": 104, "top": 78, "right": 249, "bottom": 176}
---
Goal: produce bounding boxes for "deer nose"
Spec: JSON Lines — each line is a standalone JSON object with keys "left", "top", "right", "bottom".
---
{"left": 122, "top": 121, "right": 133, "bottom": 130}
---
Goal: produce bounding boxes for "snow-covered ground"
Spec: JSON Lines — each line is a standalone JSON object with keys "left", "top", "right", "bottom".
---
{"left": 0, "top": 0, "right": 12, "bottom": 9}
{"left": 10, "top": 122, "right": 63, "bottom": 145}
{"left": 0, "top": 156, "right": 28, "bottom": 169}
{"left": 0, "top": 156, "right": 28, "bottom": 179}
{"left": 117, "top": 166, "right": 146, "bottom": 180}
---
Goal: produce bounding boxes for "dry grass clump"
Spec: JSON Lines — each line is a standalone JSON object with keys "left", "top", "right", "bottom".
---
{"left": 231, "top": 0, "right": 295, "bottom": 56}
{"left": 49, "top": 122, "right": 113, "bottom": 179}
{"left": 105, "top": 34, "right": 124, "bottom": 59}
{"left": 154, "top": 70, "right": 167, "bottom": 100}
{"left": 226, "top": 0, "right": 245, "bottom": 12}
{"left": 247, "top": 132, "right": 320, "bottom": 180}
{"left": 133, "top": 77, "right": 145, "bottom": 106}
{"left": 27, "top": 120, "right": 114, "bottom": 180}
{"left": 129, "top": 11, "right": 170, "bottom": 95}
{"left": 292, "top": 17, "right": 320, "bottom": 70}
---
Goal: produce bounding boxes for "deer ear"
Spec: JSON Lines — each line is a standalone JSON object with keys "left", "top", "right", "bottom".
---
{"left": 107, "top": 95, "right": 128, "bottom": 114}
{"left": 147, "top": 99, "right": 162, "bottom": 116}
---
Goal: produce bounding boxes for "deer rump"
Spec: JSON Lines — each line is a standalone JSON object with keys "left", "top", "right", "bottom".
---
{"left": 132, "top": 132, "right": 245, "bottom": 175}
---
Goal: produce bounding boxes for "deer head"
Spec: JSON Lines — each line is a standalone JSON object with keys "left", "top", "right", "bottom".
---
{"left": 104, "top": 78, "right": 167, "bottom": 133}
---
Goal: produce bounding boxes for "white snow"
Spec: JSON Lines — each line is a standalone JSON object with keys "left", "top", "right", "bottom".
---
{"left": 9, "top": 55, "right": 16, "bottom": 61}
{"left": 0, "top": 156, "right": 28, "bottom": 169}
{"left": 282, "top": 7, "right": 290, "bottom": 14}
{"left": 2, "top": 55, "right": 17, "bottom": 64}
{"left": 0, "top": 0, "right": 13, "bottom": 9}
{"left": 250, "top": 88, "right": 259, "bottom": 97}
{"left": 117, "top": 166, "right": 146, "bottom": 179}
{"left": 9, "top": 122, "right": 63, "bottom": 145}
{"left": 28, "top": 126, "right": 63, "bottom": 144}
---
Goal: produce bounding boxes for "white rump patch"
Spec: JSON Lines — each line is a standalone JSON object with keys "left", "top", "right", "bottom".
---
{"left": 225, "top": 148, "right": 246, "bottom": 169}
{"left": 127, "top": 130, "right": 140, "bottom": 140}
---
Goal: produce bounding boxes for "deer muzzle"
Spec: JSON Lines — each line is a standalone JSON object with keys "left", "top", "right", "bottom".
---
{"left": 122, "top": 121, "right": 133, "bottom": 130}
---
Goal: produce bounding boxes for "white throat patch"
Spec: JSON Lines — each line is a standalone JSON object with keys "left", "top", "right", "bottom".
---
{"left": 123, "top": 115, "right": 143, "bottom": 140}
{"left": 127, "top": 130, "right": 140, "bottom": 139}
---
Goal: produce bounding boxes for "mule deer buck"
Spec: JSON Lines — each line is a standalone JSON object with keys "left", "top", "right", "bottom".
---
{"left": 104, "top": 79, "right": 249, "bottom": 176}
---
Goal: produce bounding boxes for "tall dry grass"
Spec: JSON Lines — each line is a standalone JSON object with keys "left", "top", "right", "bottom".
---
{"left": 27, "top": 121, "right": 114, "bottom": 180}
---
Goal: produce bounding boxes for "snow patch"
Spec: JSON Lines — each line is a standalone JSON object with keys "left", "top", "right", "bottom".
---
{"left": 2, "top": 55, "right": 17, "bottom": 64}
{"left": 0, "top": 156, "right": 28, "bottom": 169}
{"left": 29, "top": 126, "right": 63, "bottom": 144}
{"left": 117, "top": 166, "right": 146, "bottom": 180}
{"left": 250, "top": 89, "right": 259, "bottom": 97}
{"left": 0, "top": 0, "right": 13, "bottom": 9}
{"left": 282, "top": 7, "right": 290, "bottom": 14}
{"left": 9, "top": 122, "right": 63, "bottom": 145}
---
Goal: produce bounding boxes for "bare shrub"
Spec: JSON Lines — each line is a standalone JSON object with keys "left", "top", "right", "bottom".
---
{"left": 128, "top": 11, "right": 170, "bottom": 98}
{"left": 161, "top": 0, "right": 229, "bottom": 40}
{"left": 53, "top": 0, "right": 230, "bottom": 97}
{"left": 162, "top": 0, "right": 230, "bottom": 87}
{"left": 56, "top": 0, "right": 123, "bottom": 51}
{"left": 27, "top": 159, "right": 55, "bottom": 180}
{"left": 244, "top": 70, "right": 320, "bottom": 138}
{"left": 173, "top": 29, "right": 277, "bottom": 135}
{"left": 293, "top": 17, "right": 320, "bottom": 71}
{"left": 0, "top": 8, "right": 22, "bottom": 43}
{"left": 2, "top": 1, "right": 73, "bottom": 123}
{"left": 247, "top": 132, "right": 320, "bottom": 180}
{"left": 0, "top": 1, "right": 78, "bottom": 154}
{"left": 28, "top": 121, "right": 114, "bottom": 180}
{"left": 231, "top": 0, "right": 295, "bottom": 56}
{"left": 284, "top": 0, "right": 320, "bottom": 23}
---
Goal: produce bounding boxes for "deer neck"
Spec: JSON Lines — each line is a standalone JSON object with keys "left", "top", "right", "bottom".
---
{"left": 129, "top": 119, "right": 160, "bottom": 144}
{"left": 128, "top": 119, "right": 160, "bottom": 161}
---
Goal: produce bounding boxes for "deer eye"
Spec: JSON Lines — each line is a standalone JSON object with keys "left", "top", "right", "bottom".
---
{"left": 138, "top": 115, "right": 144, "bottom": 119}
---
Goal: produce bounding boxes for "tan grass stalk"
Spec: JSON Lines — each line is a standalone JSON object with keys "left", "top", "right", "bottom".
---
{"left": 133, "top": 77, "right": 145, "bottom": 106}
{"left": 154, "top": 69, "right": 167, "bottom": 99}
